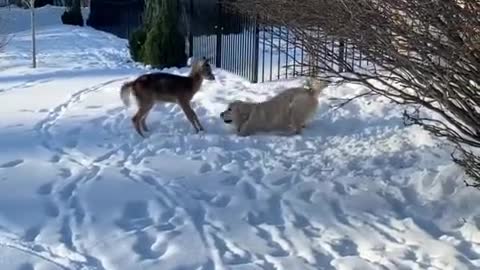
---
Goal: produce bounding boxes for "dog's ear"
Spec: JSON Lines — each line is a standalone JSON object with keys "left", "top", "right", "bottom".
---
{"left": 235, "top": 104, "right": 252, "bottom": 136}
{"left": 234, "top": 102, "right": 251, "bottom": 123}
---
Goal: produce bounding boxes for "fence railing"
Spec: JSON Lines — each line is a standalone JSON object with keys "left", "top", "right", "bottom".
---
{"left": 87, "top": 0, "right": 369, "bottom": 83}
{"left": 188, "top": 2, "right": 370, "bottom": 82}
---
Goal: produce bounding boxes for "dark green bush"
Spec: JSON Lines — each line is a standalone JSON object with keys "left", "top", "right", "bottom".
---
{"left": 128, "top": 29, "right": 147, "bottom": 62}
{"left": 128, "top": 0, "right": 187, "bottom": 68}
{"left": 61, "top": 0, "right": 84, "bottom": 27}
{"left": 34, "top": 0, "right": 53, "bottom": 8}
{"left": 61, "top": 10, "right": 84, "bottom": 26}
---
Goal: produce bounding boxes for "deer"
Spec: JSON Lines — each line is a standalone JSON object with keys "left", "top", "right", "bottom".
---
{"left": 120, "top": 58, "right": 215, "bottom": 137}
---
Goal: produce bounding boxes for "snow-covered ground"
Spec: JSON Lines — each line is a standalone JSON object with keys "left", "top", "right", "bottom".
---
{"left": 0, "top": 5, "right": 89, "bottom": 35}
{"left": 1, "top": 6, "right": 480, "bottom": 270}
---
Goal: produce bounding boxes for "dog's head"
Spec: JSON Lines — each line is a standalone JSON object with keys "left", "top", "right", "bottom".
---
{"left": 220, "top": 101, "right": 251, "bottom": 125}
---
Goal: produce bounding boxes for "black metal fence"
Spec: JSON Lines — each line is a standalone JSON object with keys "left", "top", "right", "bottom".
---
{"left": 87, "top": 0, "right": 144, "bottom": 39}
{"left": 87, "top": 0, "right": 367, "bottom": 83}
{"left": 188, "top": 2, "right": 368, "bottom": 83}
{"left": 188, "top": 2, "right": 259, "bottom": 82}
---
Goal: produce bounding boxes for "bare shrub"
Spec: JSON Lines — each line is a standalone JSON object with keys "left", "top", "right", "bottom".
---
{"left": 227, "top": 0, "right": 480, "bottom": 187}
{"left": 22, "top": 0, "right": 36, "bottom": 68}
{"left": 0, "top": 15, "right": 10, "bottom": 51}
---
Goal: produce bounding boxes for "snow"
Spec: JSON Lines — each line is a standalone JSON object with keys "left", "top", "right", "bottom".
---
{"left": 1, "top": 6, "right": 480, "bottom": 270}
{"left": 0, "top": 5, "right": 89, "bottom": 35}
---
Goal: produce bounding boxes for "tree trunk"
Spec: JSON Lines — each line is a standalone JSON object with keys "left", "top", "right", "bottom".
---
{"left": 31, "top": 2, "right": 36, "bottom": 68}
{"left": 72, "top": 0, "right": 79, "bottom": 11}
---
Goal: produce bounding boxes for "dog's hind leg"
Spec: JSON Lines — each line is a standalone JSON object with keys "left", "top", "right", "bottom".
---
{"left": 289, "top": 95, "right": 317, "bottom": 134}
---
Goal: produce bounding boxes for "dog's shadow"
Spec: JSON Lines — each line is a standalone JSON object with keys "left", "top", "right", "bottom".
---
{"left": 141, "top": 117, "right": 234, "bottom": 138}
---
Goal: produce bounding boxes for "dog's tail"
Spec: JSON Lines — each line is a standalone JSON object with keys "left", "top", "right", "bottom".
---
{"left": 306, "top": 78, "right": 329, "bottom": 98}
{"left": 120, "top": 81, "right": 134, "bottom": 107}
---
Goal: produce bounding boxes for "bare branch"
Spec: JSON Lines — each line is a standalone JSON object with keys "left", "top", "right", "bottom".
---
{"left": 329, "top": 90, "right": 375, "bottom": 110}
{"left": 227, "top": 0, "right": 480, "bottom": 187}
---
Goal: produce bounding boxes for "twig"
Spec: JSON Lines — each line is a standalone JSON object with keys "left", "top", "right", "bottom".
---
{"left": 329, "top": 91, "right": 375, "bottom": 110}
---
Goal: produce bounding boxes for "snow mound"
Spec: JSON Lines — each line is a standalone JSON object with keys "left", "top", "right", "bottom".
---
{"left": 0, "top": 5, "right": 89, "bottom": 35}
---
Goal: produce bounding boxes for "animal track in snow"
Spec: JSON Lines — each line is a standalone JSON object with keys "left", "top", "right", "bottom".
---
{"left": 0, "top": 159, "right": 24, "bottom": 168}
{"left": 116, "top": 201, "right": 154, "bottom": 232}
{"left": 220, "top": 175, "right": 240, "bottom": 186}
{"left": 43, "top": 200, "right": 60, "bottom": 218}
{"left": 17, "top": 263, "right": 34, "bottom": 270}
{"left": 37, "top": 182, "right": 54, "bottom": 195}
{"left": 240, "top": 181, "right": 257, "bottom": 200}
{"left": 23, "top": 226, "right": 41, "bottom": 242}
{"left": 208, "top": 194, "right": 232, "bottom": 208}
{"left": 132, "top": 231, "right": 164, "bottom": 260}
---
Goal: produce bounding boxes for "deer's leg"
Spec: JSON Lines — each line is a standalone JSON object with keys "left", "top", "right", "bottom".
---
{"left": 178, "top": 100, "right": 201, "bottom": 133}
{"left": 192, "top": 109, "right": 204, "bottom": 131}
{"left": 132, "top": 111, "right": 144, "bottom": 137}
{"left": 181, "top": 99, "right": 204, "bottom": 131}
{"left": 141, "top": 104, "right": 153, "bottom": 132}
{"left": 132, "top": 101, "right": 153, "bottom": 137}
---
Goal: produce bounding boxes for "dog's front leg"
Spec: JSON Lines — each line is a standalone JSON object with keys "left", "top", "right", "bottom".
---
{"left": 237, "top": 123, "right": 251, "bottom": 137}
{"left": 290, "top": 126, "right": 302, "bottom": 135}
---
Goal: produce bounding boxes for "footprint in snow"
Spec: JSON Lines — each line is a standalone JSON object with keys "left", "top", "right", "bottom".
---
{"left": 209, "top": 194, "right": 232, "bottom": 208}
{"left": 18, "top": 263, "right": 34, "bottom": 270}
{"left": 49, "top": 155, "right": 61, "bottom": 163}
{"left": 37, "top": 182, "right": 53, "bottom": 195}
{"left": 271, "top": 175, "right": 292, "bottom": 186}
{"left": 43, "top": 200, "right": 60, "bottom": 218}
{"left": 0, "top": 159, "right": 24, "bottom": 168}
{"left": 199, "top": 163, "right": 212, "bottom": 174}
{"left": 240, "top": 181, "right": 257, "bottom": 200}
{"left": 221, "top": 175, "right": 240, "bottom": 186}
{"left": 132, "top": 231, "right": 164, "bottom": 260}
{"left": 116, "top": 201, "right": 154, "bottom": 232}
{"left": 58, "top": 168, "right": 73, "bottom": 179}
{"left": 331, "top": 238, "right": 359, "bottom": 256}
{"left": 23, "top": 225, "right": 42, "bottom": 242}
{"left": 65, "top": 139, "right": 79, "bottom": 149}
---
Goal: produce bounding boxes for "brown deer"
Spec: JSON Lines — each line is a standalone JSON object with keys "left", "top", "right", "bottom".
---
{"left": 120, "top": 58, "right": 215, "bottom": 137}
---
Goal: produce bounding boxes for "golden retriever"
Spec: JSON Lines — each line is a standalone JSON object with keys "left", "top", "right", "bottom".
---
{"left": 220, "top": 80, "right": 328, "bottom": 136}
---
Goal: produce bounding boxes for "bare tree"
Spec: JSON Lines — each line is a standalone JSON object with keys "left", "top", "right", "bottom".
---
{"left": 22, "top": 0, "right": 36, "bottom": 68}
{"left": 0, "top": 20, "right": 8, "bottom": 52}
{"left": 0, "top": 7, "right": 12, "bottom": 52}
{"left": 228, "top": 0, "right": 480, "bottom": 187}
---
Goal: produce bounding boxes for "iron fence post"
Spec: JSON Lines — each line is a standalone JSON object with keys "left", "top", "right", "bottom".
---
{"left": 338, "top": 39, "right": 345, "bottom": 72}
{"left": 252, "top": 18, "right": 260, "bottom": 83}
{"left": 215, "top": 1, "right": 222, "bottom": 68}
{"left": 188, "top": 0, "right": 193, "bottom": 58}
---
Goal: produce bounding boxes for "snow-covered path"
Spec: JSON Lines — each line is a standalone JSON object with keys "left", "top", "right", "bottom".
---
{"left": 0, "top": 6, "right": 480, "bottom": 270}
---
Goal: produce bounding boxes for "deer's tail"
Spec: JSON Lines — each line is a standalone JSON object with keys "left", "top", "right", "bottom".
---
{"left": 120, "top": 81, "right": 134, "bottom": 107}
